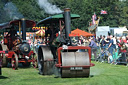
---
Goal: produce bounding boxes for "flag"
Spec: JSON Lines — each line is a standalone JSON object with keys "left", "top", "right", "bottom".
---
{"left": 92, "top": 12, "right": 97, "bottom": 20}
{"left": 101, "top": 10, "right": 107, "bottom": 14}
{"left": 92, "top": 12, "right": 96, "bottom": 25}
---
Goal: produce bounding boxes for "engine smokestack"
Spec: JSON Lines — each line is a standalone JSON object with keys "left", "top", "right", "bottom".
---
{"left": 21, "top": 18, "right": 26, "bottom": 40}
{"left": 63, "top": 8, "right": 71, "bottom": 43}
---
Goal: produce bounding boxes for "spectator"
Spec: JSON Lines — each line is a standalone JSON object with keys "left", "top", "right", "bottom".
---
{"left": 118, "top": 36, "right": 127, "bottom": 63}
{"left": 72, "top": 37, "right": 78, "bottom": 46}
{"left": 107, "top": 35, "right": 114, "bottom": 57}
{"left": 105, "top": 35, "right": 110, "bottom": 48}
{"left": 113, "top": 35, "right": 117, "bottom": 49}
{"left": 83, "top": 38, "right": 89, "bottom": 46}
{"left": 100, "top": 36, "right": 106, "bottom": 50}
{"left": 112, "top": 49, "right": 119, "bottom": 64}
{"left": 88, "top": 38, "right": 97, "bottom": 61}
{"left": 98, "top": 35, "right": 102, "bottom": 44}
{"left": 100, "top": 36, "right": 107, "bottom": 58}
{"left": 108, "top": 53, "right": 113, "bottom": 63}
{"left": 78, "top": 35, "right": 84, "bottom": 46}
{"left": 37, "top": 39, "right": 41, "bottom": 48}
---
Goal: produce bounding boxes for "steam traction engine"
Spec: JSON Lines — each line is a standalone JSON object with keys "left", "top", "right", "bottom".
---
{"left": 0, "top": 19, "right": 37, "bottom": 70}
{"left": 37, "top": 8, "right": 95, "bottom": 78}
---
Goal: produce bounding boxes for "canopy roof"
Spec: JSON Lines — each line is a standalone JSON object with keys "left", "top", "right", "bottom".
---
{"left": 69, "top": 28, "right": 93, "bottom": 37}
{"left": 0, "top": 22, "right": 10, "bottom": 29}
{"left": 10, "top": 19, "right": 36, "bottom": 28}
{"left": 0, "top": 19, "right": 36, "bottom": 29}
{"left": 37, "top": 14, "right": 80, "bottom": 25}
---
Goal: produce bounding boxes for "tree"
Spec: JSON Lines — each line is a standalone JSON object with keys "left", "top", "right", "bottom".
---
{"left": 11, "top": 0, "right": 44, "bottom": 22}
{"left": 0, "top": 0, "right": 10, "bottom": 23}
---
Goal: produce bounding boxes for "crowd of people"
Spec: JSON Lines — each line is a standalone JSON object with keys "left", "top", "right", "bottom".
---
{"left": 76, "top": 35, "right": 128, "bottom": 64}
{"left": 2, "top": 30, "right": 127, "bottom": 65}
{"left": 27, "top": 34, "right": 128, "bottom": 65}
{"left": 26, "top": 36, "right": 45, "bottom": 53}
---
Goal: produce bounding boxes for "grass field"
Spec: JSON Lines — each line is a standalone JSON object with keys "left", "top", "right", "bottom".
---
{"left": 0, "top": 61, "right": 128, "bottom": 85}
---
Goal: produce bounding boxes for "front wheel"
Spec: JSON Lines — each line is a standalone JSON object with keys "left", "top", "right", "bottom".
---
{"left": 32, "top": 54, "right": 38, "bottom": 68}
{"left": 11, "top": 53, "right": 18, "bottom": 70}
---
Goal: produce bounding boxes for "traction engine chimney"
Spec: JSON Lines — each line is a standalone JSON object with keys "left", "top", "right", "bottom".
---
{"left": 63, "top": 8, "right": 71, "bottom": 43}
{"left": 21, "top": 18, "right": 26, "bottom": 40}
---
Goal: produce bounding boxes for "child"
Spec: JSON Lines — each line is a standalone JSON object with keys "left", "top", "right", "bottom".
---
{"left": 112, "top": 49, "right": 119, "bottom": 64}
{"left": 108, "top": 53, "right": 113, "bottom": 63}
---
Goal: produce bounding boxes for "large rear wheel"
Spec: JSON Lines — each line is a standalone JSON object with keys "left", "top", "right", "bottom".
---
{"left": 1, "top": 44, "right": 8, "bottom": 67}
{"left": 38, "top": 46, "right": 54, "bottom": 75}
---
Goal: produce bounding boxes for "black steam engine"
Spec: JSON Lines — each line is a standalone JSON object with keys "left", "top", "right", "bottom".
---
{"left": 37, "top": 8, "right": 95, "bottom": 78}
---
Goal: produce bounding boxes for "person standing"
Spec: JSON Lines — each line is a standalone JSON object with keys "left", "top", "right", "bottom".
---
{"left": 105, "top": 35, "right": 110, "bottom": 48}
{"left": 88, "top": 38, "right": 98, "bottom": 61}
{"left": 118, "top": 36, "right": 127, "bottom": 63}
{"left": 107, "top": 35, "right": 114, "bottom": 57}
{"left": 112, "top": 35, "right": 117, "bottom": 49}
{"left": 98, "top": 35, "right": 102, "bottom": 44}
{"left": 100, "top": 36, "right": 106, "bottom": 50}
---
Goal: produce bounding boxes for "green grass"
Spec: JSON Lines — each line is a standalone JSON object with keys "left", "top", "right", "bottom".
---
{"left": 0, "top": 62, "right": 128, "bottom": 85}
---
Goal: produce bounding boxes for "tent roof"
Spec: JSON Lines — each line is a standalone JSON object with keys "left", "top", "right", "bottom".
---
{"left": 69, "top": 28, "right": 93, "bottom": 37}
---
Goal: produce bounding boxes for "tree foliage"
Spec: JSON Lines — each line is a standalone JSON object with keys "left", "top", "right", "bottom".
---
{"left": 0, "top": 0, "right": 128, "bottom": 31}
